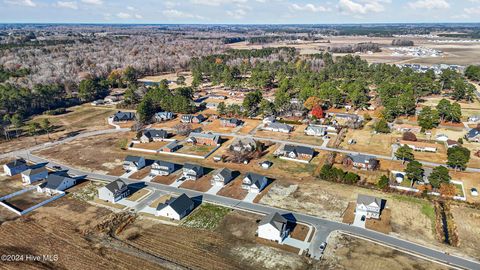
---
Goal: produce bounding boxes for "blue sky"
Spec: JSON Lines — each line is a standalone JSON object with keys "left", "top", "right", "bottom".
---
{"left": 1, "top": 0, "right": 480, "bottom": 24}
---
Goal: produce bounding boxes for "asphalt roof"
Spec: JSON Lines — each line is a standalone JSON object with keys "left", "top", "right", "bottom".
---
{"left": 259, "top": 212, "right": 287, "bottom": 231}
{"left": 104, "top": 179, "right": 128, "bottom": 196}
{"left": 5, "top": 159, "right": 26, "bottom": 168}
{"left": 157, "top": 193, "right": 194, "bottom": 214}
{"left": 215, "top": 168, "right": 233, "bottom": 182}
{"left": 184, "top": 163, "right": 203, "bottom": 173}
{"left": 357, "top": 194, "right": 384, "bottom": 207}
{"left": 143, "top": 129, "right": 168, "bottom": 139}
{"left": 44, "top": 174, "right": 73, "bottom": 190}
{"left": 284, "top": 145, "right": 314, "bottom": 156}
{"left": 348, "top": 154, "right": 377, "bottom": 164}
{"left": 22, "top": 167, "right": 47, "bottom": 176}
{"left": 467, "top": 128, "right": 480, "bottom": 138}
{"left": 125, "top": 155, "right": 144, "bottom": 162}
{"left": 114, "top": 111, "right": 135, "bottom": 119}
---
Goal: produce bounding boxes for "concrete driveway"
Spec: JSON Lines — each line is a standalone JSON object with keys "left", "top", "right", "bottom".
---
{"left": 283, "top": 236, "right": 310, "bottom": 250}
{"left": 206, "top": 184, "right": 223, "bottom": 195}
{"left": 353, "top": 213, "right": 366, "bottom": 228}
{"left": 243, "top": 192, "right": 257, "bottom": 202}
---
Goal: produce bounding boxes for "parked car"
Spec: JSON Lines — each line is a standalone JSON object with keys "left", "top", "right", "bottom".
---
{"left": 52, "top": 165, "right": 62, "bottom": 170}
{"left": 471, "top": 188, "right": 478, "bottom": 197}
{"left": 319, "top": 242, "right": 327, "bottom": 254}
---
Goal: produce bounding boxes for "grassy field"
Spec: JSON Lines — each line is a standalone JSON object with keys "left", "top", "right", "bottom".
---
{"left": 181, "top": 203, "right": 232, "bottom": 230}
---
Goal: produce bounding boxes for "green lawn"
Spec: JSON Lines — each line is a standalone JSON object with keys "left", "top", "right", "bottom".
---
{"left": 181, "top": 203, "right": 231, "bottom": 230}
{"left": 454, "top": 183, "right": 464, "bottom": 197}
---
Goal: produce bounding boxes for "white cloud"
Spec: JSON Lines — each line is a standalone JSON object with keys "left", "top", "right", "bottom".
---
{"left": 226, "top": 9, "right": 247, "bottom": 19}
{"left": 464, "top": 6, "right": 480, "bottom": 14}
{"left": 163, "top": 9, "right": 205, "bottom": 20}
{"left": 116, "top": 12, "right": 132, "bottom": 19}
{"left": 4, "top": 0, "right": 36, "bottom": 7}
{"left": 127, "top": 6, "right": 135, "bottom": 11}
{"left": 191, "top": 0, "right": 247, "bottom": 6}
{"left": 81, "top": 0, "right": 102, "bottom": 5}
{"left": 291, "top": 3, "right": 329, "bottom": 12}
{"left": 135, "top": 14, "right": 143, "bottom": 19}
{"left": 338, "top": 0, "right": 390, "bottom": 14}
{"left": 56, "top": 1, "right": 78, "bottom": 9}
{"left": 408, "top": 0, "right": 449, "bottom": 9}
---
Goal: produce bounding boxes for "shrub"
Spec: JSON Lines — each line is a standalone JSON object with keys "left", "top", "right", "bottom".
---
{"left": 402, "top": 131, "right": 417, "bottom": 141}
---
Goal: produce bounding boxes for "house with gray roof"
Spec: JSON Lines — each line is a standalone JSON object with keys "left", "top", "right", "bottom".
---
{"left": 154, "top": 112, "right": 174, "bottom": 122}
{"left": 187, "top": 132, "right": 220, "bottom": 146}
{"left": 356, "top": 194, "right": 386, "bottom": 220}
{"left": 262, "top": 122, "right": 293, "bottom": 133}
{"left": 257, "top": 212, "right": 289, "bottom": 243}
{"left": 156, "top": 193, "right": 195, "bottom": 220}
{"left": 230, "top": 137, "right": 257, "bottom": 153}
{"left": 151, "top": 160, "right": 175, "bottom": 176}
{"left": 242, "top": 172, "right": 268, "bottom": 193}
{"left": 280, "top": 145, "right": 314, "bottom": 163}
{"left": 21, "top": 167, "right": 48, "bottom": 184}
{"left": 468, "top": 115, "right": 480, "bottom": 122}
{"left": 465, "top": 128, "right": 480, "bottom": 142}
{"left": 183, "top": 163, "right": 204, "bottom": 180}
{"left": 112, "top": 111, "right": 135, "bottom": 122}
{"left": 123, "top": 156, "right": 146, "bottom": 172}
{"left": 98, "top": 179, "right": 130, "bottom": 203}
{"left": 344, "top": 154, "right": 379, "bottom": 171}
{"left": 220, "top": 118, "right": 242, "bottom": 127}
{"left": 211, "top": 168, "right": 234, "bottom": 186}
{"left": 3, "top": 159, "right": 28, "bottom": 176}
{"left": 140, "top": 129, "right": 169, "bottom": 143}
{"left": 38, "top": 174, "right": 77, "bottom": 195}
{"left": 161, "top": 140, "right": 181, "bottom": 152}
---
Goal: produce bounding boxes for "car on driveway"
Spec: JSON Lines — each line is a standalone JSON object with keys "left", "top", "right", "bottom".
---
{"left": 319, "top": 242, "right": 327, "bottom": 254}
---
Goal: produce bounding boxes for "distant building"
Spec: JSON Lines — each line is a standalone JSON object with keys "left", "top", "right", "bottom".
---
{"left": 355, "top": 194, "right": 386, "bottom": 220}
{"left": 187, "top": 132, "right": 220, "bottom": 146}
{"left": 229, "top": 137, "right": 257, "bottom": 152}
{"left": 262, "top": 122, "right": 293, "bottom": 133}
{"left": 344, "top": 154, "right": 379, "bottom": 171}
{"left": 161, "top": 140, "right": 181, "bottom": 153}
{"left": 280, "top": 145, "right": 314, "bottom": 162}
{"left": 242, "top": 173, "right": 268, "bottom": 193}
{"left": 393, "top": 123, "right": 422, "bottom": 133}
{"left": 220, "top": 118, "right": 242, "bottom": 128}
{"left": 98, "top": 179, "right": 129, "bottom": 203}
{"left": 183, "top": 163, "right": 204, "bottom": 180}
{"left": 154, "top": 112, "right": 174, "bottom": 122}
{"left": 465, "top": 128, "right": 480, "bottom": 142}
{"left": 468, "top": 115, "right": 480, "bottom": 122}
{"left": 211, "top": 168, "right": 234, "bottom": 186}
{"left": 38, "top": 174, "right": 77, "bottom": 195}
{"left": 257, "top": 212, "right": 289, "bottom": 243}
{"left": 112, "top": 111, "right": 135, "bottom": 122}
{"left": 399, "top": 140, "right": 438, "bottom": 152}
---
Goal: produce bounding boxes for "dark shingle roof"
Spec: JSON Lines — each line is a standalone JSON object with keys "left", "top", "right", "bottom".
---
{"left": 22, "top": 167, "right": 47, "bottom": 176}
{"left": 125, "top": 155, "right": 143, "bottom": 162}
{"left": 259, "top": 212, "right": 287, "bottom": 231}
{"left": 184, "top": 163, "right": 202, "bottom": 173}
{"left": 348, "top": 154, "right": 377, "bottom": 164}
{"left": 467, "top": 128, "right": 480, "bottom": 138}
{"left": 104, "top": 179, "right": 128, "bottom": 196}
{"left": 44, "top": 174, "right": 73, "bottom": 190}
{"left": 284, "top": 145, "right": 314, "bottom": 156}
{"left": 143, "top": 129, "right": 168, "bottom": 139}
{"left": 5, "top": 159, "right": 26, "bottom": 169}
{"left": 215, "top": 168, "right": 233, "bottom": 182}
{"left": 357, "top": 194, "right": 384, "bottom": 207}
{"left": 157, "top": 193, "right": 194, "bottom": 214}
{"left": 114, "top": 111, "right": 135, "bottom": 120}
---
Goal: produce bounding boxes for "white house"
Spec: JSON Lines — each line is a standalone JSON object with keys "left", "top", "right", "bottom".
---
{"left": 156, "top": 193, "right": 195, "bottom": 220}
{"left": 21, "top": 167, "right": 48, "bottom": 184}
{"left": 154, "top": 112, "right": 174, "bottom": 122}
{"left": 38, "top": 174, "right": 77, "bottom": 195}
{"left": 263, "top": 116, "right": 276, "bottom": 124}
{"left": 304, "top": 125, "right": 327, "bottom": 137}
{"left": 211, "top": 168, "right": 234, "bottom": 186}
{"left": 435, "top": 134, "right": 449, "bottom": 142}
{"left": 98, "top": 179, "right": 129, "bottom": 203}
{"left": 399, "top": 140, "right": 438, "bottom": 152}
{"left": 355, "top": 194, "right": 385, "bottom": 220}
{"left": 151, "top": 160, "right": 175, "bottom": 176}
{"left": 257, "top": 212, "right": 289, "bottom": 243}
{"left": 242, "top": 173, "right": 268, "bottom": 193}
{"left": 262, "top": 122, "right": 293, "bottom": 133}
{"left": 182, "top": 163, "right": 204, "bottom": 180}
{"left": 140, "top": 129, "right": 169, "bottom": 143}
{"left": 123, "top": 156, "right": 146, "bottom": 172}
{"left": 3, "top": 159, "right": 28, "bottom": 176}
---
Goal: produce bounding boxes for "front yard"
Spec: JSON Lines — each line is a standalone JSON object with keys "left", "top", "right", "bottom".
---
{"left": 181, "top": 203, "right": 231, "bottom": 230}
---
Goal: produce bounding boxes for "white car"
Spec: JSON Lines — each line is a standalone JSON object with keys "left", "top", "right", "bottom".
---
{"left": 471, "top": 188, "right": 478, "bottom": 197}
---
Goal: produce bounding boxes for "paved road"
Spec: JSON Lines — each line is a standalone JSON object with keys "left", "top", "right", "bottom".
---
{"left": 19, "top": 153, "right": 480, "bottom": 269}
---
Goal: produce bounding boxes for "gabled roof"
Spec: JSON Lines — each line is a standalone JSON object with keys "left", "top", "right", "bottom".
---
{"left": 348, "top": 154, "right": 377, "bottom": 164}
{"left": 157, "top": 193, "right": 194, "bottom": 214}
{"left": 153, "top": 160, "right": 175, "bottom": 168}
{"left": 221, "top": 118, "right": 241, "bottom": 125}
{"left": 231, "top": 137, "right": 256, "bottom": 147}
{"left": 5, "top": 159, "right": 26, "bottom": 169}
{"left": 22, "top": 167, "right": 47, "bottom": 176}
{"left": 214, "top": 168, "right": 233, "bottom": 182}
{"left": 259, "top": 212, "right": 287, "bottom": 231}
{"left": 467, "top": 128, "right": 480, "bottom": 138}
{"left": 189, "top": 132, "right": 220, "bottom": 143}
{"left": 155, "top": 111, "right": 173, "bottom": 117}
{"left": 163, "top": 140, "right": 179, "bottom": 150}
{"left": 283, "top": 145, "right": 314, "bottom": 156}
{"left": 125, "top": 155, "right": 144, "bottom": 163}
{"left": 267, "top": 122, "right": 293, "bottom": 131}
{"left": 182, "top": 114, "right": 193, "bottom": 120}
{"left": 184, "top": 163, "right": 202, "bottom": 173}
{"left": 357, "top": 194, "right": 384, "bottom": 208}
{"left": 114, "top": 111, "right": 135, "bottom": 120}
{"left": 306, "top": 125, "right": 327, "bottom": 132}
{"left": 44, "top": 174, "right": 74, "bottom": 190}
{"left": 143, "top": 129, "right": 168, "bottom": 139}
{"left": 104, "top": 179, "right": 128, "bottom": 196}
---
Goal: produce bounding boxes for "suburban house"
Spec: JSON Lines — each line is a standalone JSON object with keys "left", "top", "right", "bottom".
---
{"left": 229, "top": 137, "right": 257, "bottom": 152}
{"left": 206, "top": 103, "right": 218, "bottom": 110}
{"left": 211, "top": 168, "right": 234, "bottom": 186}
{"left": 263, "top": 122, "right": 293, "bottom": 133}
{"left": 156, "top": 193, "right": 195, "bottom": 220}
{"left": 112, "top": 111, "right": 135, "bottom": 122}
{"left": 356, "top": 194, "right": 386, "bottom": 220}
{"left": 98, "top": 179, "right": 130, "bottom": 203}
{"left": 446, "top": 139, "right": 460, "bottom": 149}
{"left": 140, "top": 129, "right": 169, "bottom": 143}
{"left": 220, "top": 118, "right": 242, "bottom": 128}
{"left": 160, "top": 140, "right": 181, "bottom": 152}
{"left": 242, "top": 173, "right": 268, "bottom": 193}
{"left": 123, "top": 156, "right": 146, "bottom": 172}
{"left": 183, "top": 163, "right": 204, "bottom": 180}
{"left": 151, "top": 160, "right": 175, "bottom": 176}
{"left": 263, "top": 116, "right": 276, "bottom": 124}
{"left": 468, "top": 115, "right": 480, "bottom": 122}
{"left": 328, "top": 112, "right": 362, "bottom": 123}
{"left": 21, "top": 167, "right": 48, "bottom": 184}
{"left": 465, "top": 128, "right": 480, "bottom": 142}
{"left": 154, "top": 112, "right": 174, "bottom": 122}
{"left": 304, "top": 124, "right": 335, "bottom": 137}
{"left": 344, "top": 154, "right": 379, "bottom": 171}
{"left": 399, "top": 140, "right": 438, "bottom": 152}
{"left": 181, "top": 115, "right": 194, "bottom": 123}
{"left": 260, "top": 161, "right": 273, "bottom": 169}
{"left": 435, "top": 134, "right": 449, "bottom": 142}
{"left": 192, "top": 114, "right": 206, "bottom": 123}
{"left": 37, "top": 174, "right": 77, "bottom": 195}
{"left": 3, "top": 159, "right": 28, "bottom": 176}
{"left": 187, "top": 132, "right": 220, "bottom": 146}
{"left": 257, "top": 212, "right": 289, "bottom": 243}
{"left": 280, "top": 145, "right": 314, "bottom": 162}
{"left": 393, "top": 123, "right": 422, "bottom": 133}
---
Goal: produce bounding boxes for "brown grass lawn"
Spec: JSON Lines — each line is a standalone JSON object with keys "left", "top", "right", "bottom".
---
{"left": 179, "top": 174, "right": 213, "bottom": 192}
{"left": 92, "top": 198, "right": 127, "bottom": 210}
{"left": 126, "top": 188, "right": 150, "bottom": 202}
{"left": 339, "top": 127, "right": 396, "bottom": 156}
{"left": 342, "top": 202, "right": 356, "bottom": 224}
{"left": 149, "top": 194, "right": 172, "bottom": 208}
{"left": 463, "top": 141, "right": 480, "bottom": 169}
{"left": 132, "top": 141, "right": 169, "bottom": 150}
{"left": 216, "top": 177, "right": 248, "bottom": 200}
{"left": 0, "top": 174, "right": 24, "bottom": 198}
{"left": 255, "top": 237, "right": 300, "bottom": 254}
{"left": 450, "top": 171, "right": 480, "bottom": 203}
{"left": 203, "top": 119, "right": 238, "bottom": 133}
{"left": 290, "top": 223, "right": 309, "bottom": 241}
{"left": 177, "top": 143, "right": 217, "bottom": 156}
{"left": 236, "top": 119, "right": 262, "bottom": 135}
{"left": 289, "top": 125, "right": 324, "bottom": 146}
{"left": 4, "top": 190, "right": 51, "bottom": 210}
{"left": 130, "top": 166, "right": 151, "bottom": 180}
{"left": 151, "top": 173, "right": 180, "bottom": 185}
{"left": 366, "top": 208, "right": 392, "bottom": 234}
{"left": 450, "top": 205, "right": 480, "bottom": 259}
{"left": 107, "top": 166, "right": 125, "bottom": 177}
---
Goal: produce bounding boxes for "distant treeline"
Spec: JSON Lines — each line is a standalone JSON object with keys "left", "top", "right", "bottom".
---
{"left": 328, "top": 42, "right": 381, "bottom": 53}
{"left": 391, "top": 39, "right": 414, "bottom": 46}
{"left": 223, "top": 35, "right": 324, "bottom": 45}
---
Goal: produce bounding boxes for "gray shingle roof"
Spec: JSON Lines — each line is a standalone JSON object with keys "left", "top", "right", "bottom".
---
{"left": 44, "top": 174, "right": 73, "bottom": 190}
{"left": 283, "top": 145, "right": 314, "bottom": 156}
{"left": 104, "top": 179, "right": 128, "bottom": 196}
{"left": 5, "top": 159, "right": 26, "bottom": 169}
{"left": 22, "top": 167, "right": 47, "bottom": 176}
{"left": 157, "top": 193, "right": 194, "bottom": 214}
{"left": 114, "top": 111, "right": 135, "bottom": 120}
{"left": 348, "top": 154, "right": 377, "bottom": 164}
{"left": 184, "top": 163, "right": 202, "bottom": 173}
{"left": 357, "top": 194, "right": 384, "bottom": 207}
{"left": 467, "top": 128, "right": 480, "bottom": 138}
{"left": 125, "top": 155, "right": 143, "bottom": 162}
{"left": 259, "top": 212, "right": 287, "bottom": 231}
{"left": 143, "top": 129, "right": 168, "bottom": 139}
{"left": 215, "top": 168, "right": 233, "bottom": 182}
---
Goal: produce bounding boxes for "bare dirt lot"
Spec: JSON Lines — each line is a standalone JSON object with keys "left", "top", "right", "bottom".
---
{"left": 450, "top": 205, "right": 480, "bottom": 259}
{"left": 322, "top": 231, "right": 450, "bottom": 270}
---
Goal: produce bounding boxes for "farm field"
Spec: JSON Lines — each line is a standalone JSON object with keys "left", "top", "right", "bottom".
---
{"left": 322, "top": 232, "right": 450, "bottom": 270}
